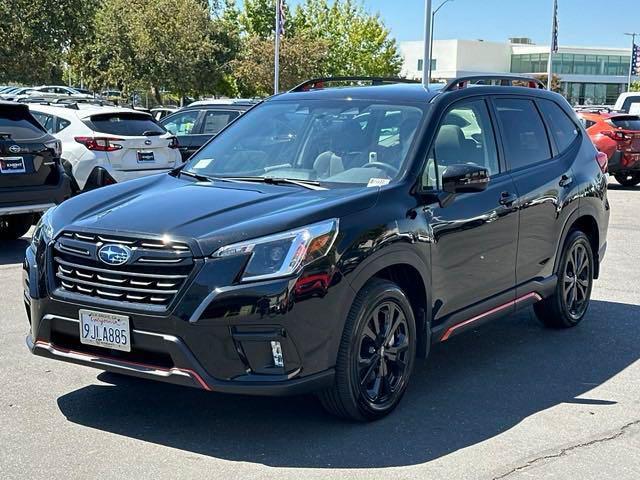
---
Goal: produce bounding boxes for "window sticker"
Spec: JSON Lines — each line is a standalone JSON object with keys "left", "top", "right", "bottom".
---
{"left": 367, "top": 177, "right": 391, "bottom": 187}
{"left": 193, "top": 158, "right": 213, "bottom": 169}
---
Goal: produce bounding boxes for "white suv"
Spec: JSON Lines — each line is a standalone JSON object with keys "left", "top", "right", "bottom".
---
{"left": 28, "top": 103, "right": 181, "bottom": 192}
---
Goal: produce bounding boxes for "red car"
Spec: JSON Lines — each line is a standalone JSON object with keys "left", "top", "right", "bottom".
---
{"left": 577, "top": 110, "right": 640, "bottom": 187}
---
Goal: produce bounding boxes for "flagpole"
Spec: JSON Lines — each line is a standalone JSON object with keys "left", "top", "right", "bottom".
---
{"left": 625, "top": 32, "right": 638, "bottom": 92}
{"left": 547, "top": 0, "right": 557, "bottom": 91}
{"left": 274, "top": 0, "right": 281, "bottom": 94}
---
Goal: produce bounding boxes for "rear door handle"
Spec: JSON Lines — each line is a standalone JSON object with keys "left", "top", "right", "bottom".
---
{"left": 499, "top": 191, "right": 518, "bottom": 207}
{"left": 559, "top": 174, "right": 573, "bottom": 187}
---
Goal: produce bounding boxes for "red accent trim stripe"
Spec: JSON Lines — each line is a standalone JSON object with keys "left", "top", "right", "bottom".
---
{"left": 440, "top": 292, "right": 542, "bottom": 342}
{"left": 34, "top": 340, "right": 212, "bottom": 391}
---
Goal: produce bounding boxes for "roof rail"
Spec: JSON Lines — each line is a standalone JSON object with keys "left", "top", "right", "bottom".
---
{"left": 290, "top": 76, "right": 420, "bottom": 93}
{"left": 443, "top": 75, "right": 546, "bottom": 92}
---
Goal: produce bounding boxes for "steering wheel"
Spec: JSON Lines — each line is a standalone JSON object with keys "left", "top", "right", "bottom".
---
{"left": 362, "top": 161, "right": 399, "bottom": 177}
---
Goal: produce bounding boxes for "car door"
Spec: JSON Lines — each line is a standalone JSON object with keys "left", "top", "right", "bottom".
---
{"left": 492, "top": 97, "right": 579, "bottom": 290}
{"left": 161, "top": 109, "right": 201, "bottom": 161}
{"left": 423, "top": 97, "right": 519, "bottom": 323}
{"left": 188, "top": 109, "right": 240, "bottom": 154}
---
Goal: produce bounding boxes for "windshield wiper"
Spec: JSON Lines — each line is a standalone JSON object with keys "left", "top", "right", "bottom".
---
{"left": 225, "top": 176, "right": 326, "bottom": 191}
{"left": 178, "top": 169, "right": 214, "bottom": 182}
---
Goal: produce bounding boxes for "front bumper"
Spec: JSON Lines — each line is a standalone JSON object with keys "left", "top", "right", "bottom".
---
{"left": 23, "top": 244, "right": 347, "bottom": 396}
{"left": 0, "top": 167, "right": 71, "bottom": 216}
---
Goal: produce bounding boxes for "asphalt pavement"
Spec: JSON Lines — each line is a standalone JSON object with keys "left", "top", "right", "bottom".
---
{"left": 1, "top": 179, "right": 639, "bottom": 480}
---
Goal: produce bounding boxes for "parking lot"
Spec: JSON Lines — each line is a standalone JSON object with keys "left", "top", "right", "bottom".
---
{"left": 0, "top": 179, "right": 638, "bottom": 480}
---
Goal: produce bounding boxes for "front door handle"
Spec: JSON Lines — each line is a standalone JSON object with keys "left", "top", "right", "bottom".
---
{"left": 499, "top": 191, "right": 518, "bottom": 207}
{"left": 559, "top": 174, "right": 573, "bottom": 187}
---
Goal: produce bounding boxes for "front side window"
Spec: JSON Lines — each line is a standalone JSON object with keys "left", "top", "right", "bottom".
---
{"left": 185, "top": 100, "right": 425, "bottom": 187}
{"left": 537, "top": 99, "right": 579, "bottom": 152}
{"left": 162, "top": 111, "right": 199, "bottom": 136}
{"left": 494, "top": 98, "right": 551, "bottom": 170}
{"left": 201, "top": 110, "right": 238, "bottom": 135}
{"left": 423, "top": 99, "right": 499, "bottom": 189}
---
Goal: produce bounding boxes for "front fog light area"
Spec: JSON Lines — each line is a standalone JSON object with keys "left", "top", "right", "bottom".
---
{"left": 213, "top": 219, "right": 339, "bottom": 281}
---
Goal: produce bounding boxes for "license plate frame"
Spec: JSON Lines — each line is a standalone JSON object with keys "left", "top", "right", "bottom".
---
{"left": 137, "top": 151, "right": 155, "bottom": 163}
{"left": 79, "top": 309, "right": 131, "bottom": 352}
{"left": 0, "top": 156, "right": 26, "bottom": 174}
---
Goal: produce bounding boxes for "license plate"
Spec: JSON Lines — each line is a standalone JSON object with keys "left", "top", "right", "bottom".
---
{"left": 0, "top": 157, "right": 25, "bottom": 173}
{"left": 137, "top": 151, "right": 155, "bottom": 163}
{"left": 79, "top": 309, "right": 131, "bottom": 352}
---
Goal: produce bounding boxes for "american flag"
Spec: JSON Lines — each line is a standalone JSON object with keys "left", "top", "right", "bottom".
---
{"left": 551, "top": 0, "right": 559, "bottom": 53}
{"left": 277, "top": 0, "right": 286, "bottom": 36}
{"left": 632, "top": 43, "right": 640, "bottom": 76}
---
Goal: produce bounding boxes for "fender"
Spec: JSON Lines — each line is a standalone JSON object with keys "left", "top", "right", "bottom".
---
{"left": 343, "top": 243, "right": 432, "bottom": 356}
{"left": 552, "top": 203, "right": 600, "bottom": 278}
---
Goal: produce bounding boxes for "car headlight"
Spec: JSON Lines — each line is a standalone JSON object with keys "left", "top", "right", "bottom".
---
{"left": 31, "top": 207, "right": 55, "bottom": 249}
{"left": 213, "top": 219, "right": 339, "bottom": 281}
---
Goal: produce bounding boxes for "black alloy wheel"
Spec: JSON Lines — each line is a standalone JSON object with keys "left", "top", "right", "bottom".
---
{"left": 534, "top": 230, "right": 594, "bottom": 328}
{"left": 357, "top": 301, "right": 411, "bottom": 407}
{"left": 318, "top": 278, "right": 417, "bottom": 421}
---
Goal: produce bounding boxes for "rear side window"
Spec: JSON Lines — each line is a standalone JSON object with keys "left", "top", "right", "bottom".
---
{"left": 202, "top": 110, "right": 238, "bottom": 135}
{"left": 537, "top": 99, "right": 579, "bottom": 152}
{"left": 494, "top": 98, "right": 551, "bottom": 170}
{"left": 86, "top": 113, "right": 165, "bottom": 136}
{"left": 608, "top": 116, "right": 640, "bottom": 130}
{"left": 0, "top": 107, "right": 46, "bottom": 140}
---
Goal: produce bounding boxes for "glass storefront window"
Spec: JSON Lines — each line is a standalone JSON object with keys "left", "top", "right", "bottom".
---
{"left": 511, "top": 53, "right": 631, "bottom": 77}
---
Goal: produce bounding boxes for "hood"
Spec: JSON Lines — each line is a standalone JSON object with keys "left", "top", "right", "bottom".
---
{"left": 51, "top": 173, "right": 379, "bottom": 256}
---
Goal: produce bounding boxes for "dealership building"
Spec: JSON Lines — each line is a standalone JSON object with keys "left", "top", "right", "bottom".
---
{"left": 399, "top": 38, "right": 636, "bottom": 105}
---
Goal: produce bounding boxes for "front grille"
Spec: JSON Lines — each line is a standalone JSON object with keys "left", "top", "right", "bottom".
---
{"left": 51, "top": 230, "right": 194, "bottom": 308}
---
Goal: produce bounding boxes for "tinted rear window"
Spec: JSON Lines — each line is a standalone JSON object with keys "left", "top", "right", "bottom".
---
{"left": 609, "top": 116, "right": 640, "bottom": 131}
{"left": 494, "top": 98, "right": 551, "bottom": 170}
{"left": 537, "top": 99, "right": 579, "bottom": 152}
{"left": 86, "top": 113, "right": 165, "bottom": 136}
{"left": 0, "top": 106, "right": 46, "bottom": 140}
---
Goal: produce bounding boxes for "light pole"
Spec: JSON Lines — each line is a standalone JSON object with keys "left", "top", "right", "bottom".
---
{"left": 422, "top": 0, "right": 432, "bottom": 88}
{"left": 624, "top": 32, "right": 638, "bottom": 92}
{"left": 428, "top": 0, "right": 454, "bottom": 85}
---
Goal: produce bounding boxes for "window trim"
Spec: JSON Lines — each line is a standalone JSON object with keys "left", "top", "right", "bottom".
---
{"left": 488, "top": 95, "right": 555, "bottom": 173}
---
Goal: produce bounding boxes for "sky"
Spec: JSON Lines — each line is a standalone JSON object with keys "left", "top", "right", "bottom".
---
{"left": 280, "top": 0, "right": 640, "bottom": 48}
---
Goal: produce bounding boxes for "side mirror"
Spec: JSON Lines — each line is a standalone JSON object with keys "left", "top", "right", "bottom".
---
{"left": 442, "top": 164, "right": 489, "bottom": 194}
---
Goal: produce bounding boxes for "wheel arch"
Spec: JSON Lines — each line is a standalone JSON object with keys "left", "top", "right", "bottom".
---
{"left": 555, "top": 210, "right": 601, "bottom": 279}
{"left": 347, "top": 247, "right": 431, "bottom": 358}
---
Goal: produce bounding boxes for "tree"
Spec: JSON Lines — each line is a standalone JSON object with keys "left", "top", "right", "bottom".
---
{"left": 240, "top": 0, "right": 293, "bottom": 39}
{"left": 292, "top": 0, "right": 402, "bottom": 77}
{"left": 0, "top": 0, "right": 98, "bottom": 84}
{"left": 232, "top": 35, "right": 329, "bottom": 96}
{"left": 630, "top": 81, "right": 640, "bottom": 93}
{"left": 535, "top": 73, "right": 562, "bottom": 93}
{"left": 75, "top": 0, "right": 239, "bottom": 101}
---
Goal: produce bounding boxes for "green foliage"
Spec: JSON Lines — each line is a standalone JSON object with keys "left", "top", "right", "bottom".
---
{"left": 630, "top": 81, "right": 640, "bottom": 93}
{"left": 0, "top": 0, "right": 98, "bottom": 84}
{"left": 292, "top": 0, "right": 402, "bottom": 77}
{"left": 73, "top": 0, "right": 239, "bottom": 100}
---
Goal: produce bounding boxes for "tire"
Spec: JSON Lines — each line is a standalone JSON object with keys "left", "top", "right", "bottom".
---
{"left": 614, "top": 173, "right": 640, "bottom": 187}
{"left": 318, "top": 278, "right": 417, "bottom": 421}
{"left": 0, "top": 214, "right": 34, "bottom": 241}
{"left": 534, "top": 230, "right": 594, "bottom": 328}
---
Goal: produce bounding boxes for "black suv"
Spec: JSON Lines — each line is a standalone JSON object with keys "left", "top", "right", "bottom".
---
{"left": 1, "top": 101, "right": 71, "bottom": 240}
{"left": 160, "top": 100, "right": 257, "bottom": 161}
{"left": 25, "top": 76, "right": 609, "bottom": 421}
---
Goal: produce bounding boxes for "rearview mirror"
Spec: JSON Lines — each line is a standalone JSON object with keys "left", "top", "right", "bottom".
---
{"left": 442, "top": 164, "right": 489, "bottom": 194}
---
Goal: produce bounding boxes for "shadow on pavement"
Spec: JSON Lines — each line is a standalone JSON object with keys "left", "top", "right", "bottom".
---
{"left": 57, "top": 300, "right": 640, "bottom": 469}
{"left": 0, "top": 237, "right": 29, "bottom": 266}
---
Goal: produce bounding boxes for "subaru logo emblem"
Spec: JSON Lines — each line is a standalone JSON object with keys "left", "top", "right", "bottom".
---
{"left": 144, "top": 139, "right": 152, "bottom": 146}
{"left": 8, "top": 145, "right": 20, "bottom": 154}
{"left": 98, "top": 244, "right": 132, "bottom": 266}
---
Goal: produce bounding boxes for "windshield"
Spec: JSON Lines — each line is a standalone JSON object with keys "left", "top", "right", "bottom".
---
{"left": 184, "top": 99, "right": 425, "bottom": 186}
